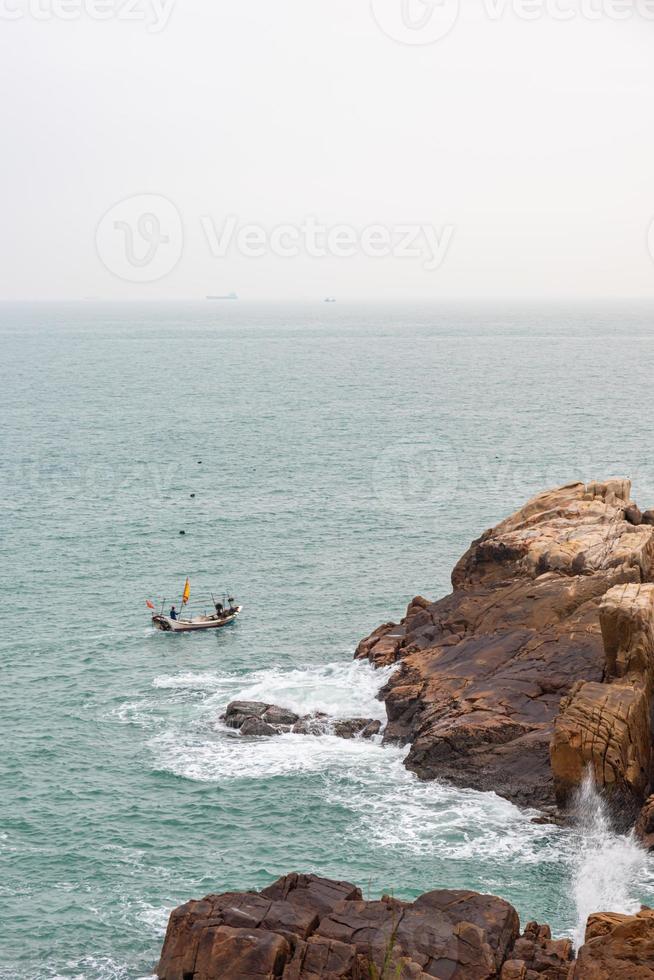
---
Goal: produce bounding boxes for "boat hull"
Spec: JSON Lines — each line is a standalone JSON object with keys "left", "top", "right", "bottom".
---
{"left": 152, "top": 607, "right": 241, "bottom": 632}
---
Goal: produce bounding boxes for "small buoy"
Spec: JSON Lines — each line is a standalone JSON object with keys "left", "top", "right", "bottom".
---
{"left": 179, "top": 530, "right": 186, "bottom": 535}
{"left": 198, "top": 460, "right": 202, "bottom": 464}
{"left": 190, "top": 493, "right": 196, "bottom": 498}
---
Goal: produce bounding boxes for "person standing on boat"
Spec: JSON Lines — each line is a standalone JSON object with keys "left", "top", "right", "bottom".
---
{"left": 215, "top": 601, "right": 224, "bottom": 617}
{"left": 170, "top": 605, "right": 178, "bottom": 620}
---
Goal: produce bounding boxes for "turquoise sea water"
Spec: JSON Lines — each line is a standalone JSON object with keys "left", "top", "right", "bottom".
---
{"left": 3, "top": 301, "right": 654, "bottom": 979}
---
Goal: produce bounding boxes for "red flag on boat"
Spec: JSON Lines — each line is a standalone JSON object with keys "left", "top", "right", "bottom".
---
{"left": 146, "top": 600, "right": 155, "bottom": 610}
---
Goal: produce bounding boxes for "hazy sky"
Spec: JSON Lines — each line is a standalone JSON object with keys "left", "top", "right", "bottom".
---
{"left": 1, "top": 0, "right": 653, "bottom": 300}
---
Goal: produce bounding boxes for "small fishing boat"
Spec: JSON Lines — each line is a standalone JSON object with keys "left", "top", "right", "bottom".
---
{"left": 152, "top": 607, "right": 242, "bottom": 632}
{"left": 147, "top": 579, "right": 242, "bottom": 633}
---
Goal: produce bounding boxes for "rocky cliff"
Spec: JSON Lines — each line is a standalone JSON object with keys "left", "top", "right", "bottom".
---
{"left": 356, "top": 480, "right": 654, "bottom": 818}
{"left": 156, "top": 873, "right": 654, "bottom": 979}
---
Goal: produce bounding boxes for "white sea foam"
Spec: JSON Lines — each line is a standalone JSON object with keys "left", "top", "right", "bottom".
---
{"left": 137, "top": 902, "right": 173, "bottom": 935}
{"left": 152, "top": 671, "right": 226, "bottom": 692}
{"left": 571, "top": 771, "right": 650, "bottom": 948}
{"left": 152, "top": 728, "right": 390, "bottom": 782}
{"left": 323, "top": 752, "right": 563, "bottom": 864}
{"left": 44, "top": 955, "right": 149, "bottom": 980}
{"left": 148, "top": 660, "right": 560, "bottom": 880}
{"left": 149, "top": 659, "right": 395, "bottom": 781}
{"left": 153, "top": 659, "right": 395, "bottom": 721}
{"left": 148, "top": 658, "right": 563, "bottom": 870}
{"left": 146, "top": 658, "right": 654, "bottom": 945}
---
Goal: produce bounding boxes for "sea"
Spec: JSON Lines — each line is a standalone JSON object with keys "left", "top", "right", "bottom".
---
{"left": 3, "top": 300, "right": 654, "bottom": 979}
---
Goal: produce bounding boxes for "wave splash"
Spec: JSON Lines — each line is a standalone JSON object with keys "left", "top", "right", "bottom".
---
{"left": 153, "top": 659, "right": 394, "bottom": 722}
{"left": 571, "top": 769, "right": 649, "bottom": 948}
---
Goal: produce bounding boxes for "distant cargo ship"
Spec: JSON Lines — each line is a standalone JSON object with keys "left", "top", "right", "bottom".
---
{"left": 324, "top": 297, "right": 336, "bottom": 303}
{"left": 206, "top": 292, "right": 238, "bottom": 300}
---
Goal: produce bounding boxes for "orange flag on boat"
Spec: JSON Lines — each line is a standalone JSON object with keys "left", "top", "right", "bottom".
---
{"left": 182, "top": 578, "right": 191, "bottom": 605}
{"left": 146, "top": 600, "right": 155, "bottom": 610}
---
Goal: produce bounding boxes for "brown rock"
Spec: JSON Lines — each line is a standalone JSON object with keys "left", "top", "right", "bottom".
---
{"left": 156, "top": 876, "right": 520, "bottom": 980}
{"left": 282, "top": 936, "right": 359, "bottom": 979}
{"left": 223, "top": 702, "right": 382, "bottom": 742}
{"left": 194, "top": 926, "right": 290, "bottom": 979}
{"left": 626, "top": 504, "right": 644, "bottom": 526}
{"left": 240, "top": 717, "right": 279, "bottom": 737}
{"left": 332, "top": 718, "right": 382, "bottom": 739}
{"left": 292, "top": 714, "right": 330, "bottom": 736}
{"left": 551, "top": 583, "right": 654, "bottom": 812}
{"left": 501, "top": 963, "right": 527, "bottom": 979}
{"left": 503, "top": 921, "right": 572, "bottom": 979}
{"left": 584, "top": 912, "right": 631, "bottom": 941}
{"left": 225, "top": 700, "right": 270, "bottom": 720}
{"left": 571, "top": 907, "right": 654, "bottom": 978}
{"left": 356, "top": 480, "right": 654, "bottom": 809}
{"left": 263, "top": 706, "right": 300, "bottom": 726}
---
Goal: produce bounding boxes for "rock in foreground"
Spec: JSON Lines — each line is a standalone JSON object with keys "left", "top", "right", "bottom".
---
{"left": 157, "top": 874, "right": 654, "bottom": 978}
{"left": 156, "top": 873, "right": 520, "bottom": 979}
{"left": 356, "top": 480, "right": 654, "bottom": 812}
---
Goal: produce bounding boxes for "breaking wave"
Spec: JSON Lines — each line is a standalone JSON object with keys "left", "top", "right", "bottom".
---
{"left": 153, "top": 659, "right": 394, "bottom": 721}
{"left": 571, "top": 770, "right": 651, "bottom": 948}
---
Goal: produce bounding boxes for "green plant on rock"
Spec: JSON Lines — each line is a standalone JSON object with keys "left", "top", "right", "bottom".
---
{"left": 367, "top": 919, "right": 403, "bottom": 980}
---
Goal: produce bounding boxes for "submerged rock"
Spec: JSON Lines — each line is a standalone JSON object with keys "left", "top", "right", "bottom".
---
{"left": 223, "top": 701, "right": 270, "bottom": 730}
{"left": 356, "top": 479, "right": 654, "bottom": 812}
{"left": 333, "top": 718, "right": 382, "bottom": 739}
{"left": 221, "top": 702, "right": 381, "bottom": 741}
{"left": 239, "top": 717, "right": 278, "bottom": 737}
{"left": 291, "top": 713, "right": 330, "bottom": 735}
{"left": 263, "top": 705, "right": 300, "bottom": 727}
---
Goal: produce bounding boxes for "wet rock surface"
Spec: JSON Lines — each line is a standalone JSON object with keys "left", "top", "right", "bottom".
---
{"left": 222, "top": 702, "right": 382, "bottom": 741}
{"left": 355, "top": 480, "right": 654, "bottom": 811}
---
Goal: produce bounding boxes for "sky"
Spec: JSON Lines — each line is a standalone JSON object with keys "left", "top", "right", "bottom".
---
{"left": 1, "top": 0, "right": 653, "bottom": 301}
